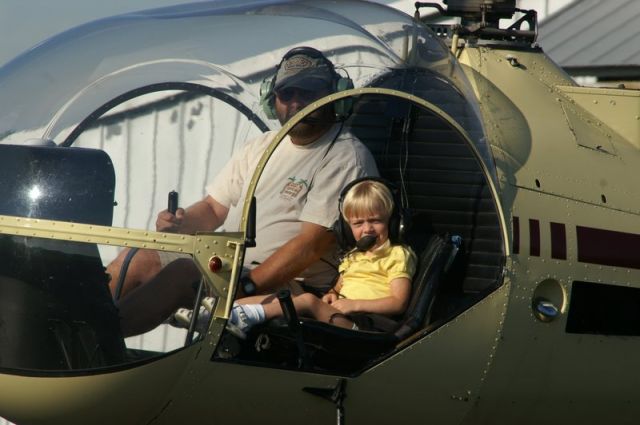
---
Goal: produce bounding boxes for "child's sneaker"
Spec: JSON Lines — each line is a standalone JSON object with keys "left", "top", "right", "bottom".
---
{"left": 226, "top": 304, "right": 256, "bottom": 340}
{"left": 202, "top": 296, "right": 215, "bottom": 313}
{"left": 169, "top": 297, "right": 216, "bottom": 334}
{"left": 171, "top": 308, "right": 193, "bottom": 329}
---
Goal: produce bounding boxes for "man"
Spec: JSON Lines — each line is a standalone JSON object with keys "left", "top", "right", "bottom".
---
{"left": 111, "top": 46, "right": 378, "bottom": 336}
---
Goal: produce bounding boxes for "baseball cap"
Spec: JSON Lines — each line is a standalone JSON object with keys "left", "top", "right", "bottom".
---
{"left": 274, "top": 52, "right": 334, "bottom": 92}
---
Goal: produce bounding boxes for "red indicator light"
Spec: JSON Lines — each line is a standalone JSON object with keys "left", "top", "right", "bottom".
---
{"left": 208, "top": 256, "right": 223, "bottom": 272}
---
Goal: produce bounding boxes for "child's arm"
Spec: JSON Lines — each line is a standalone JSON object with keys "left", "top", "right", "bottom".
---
{"left": 330, "top": 277, "right": 411, "bottom": 316}
{"left": 322, "top": 276, "right": 344, "bottom": 304}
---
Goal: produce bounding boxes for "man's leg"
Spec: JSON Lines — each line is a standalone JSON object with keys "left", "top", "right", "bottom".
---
{"left": 117, "top": 258, "right": 201, "bottom": 337}
{"left": 107, "top": 248, "right": 164, "bottom": 299}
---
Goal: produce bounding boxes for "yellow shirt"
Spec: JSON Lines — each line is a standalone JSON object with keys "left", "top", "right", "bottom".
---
{"left": 338, "top": 241, "right": 417, "bottom": 300}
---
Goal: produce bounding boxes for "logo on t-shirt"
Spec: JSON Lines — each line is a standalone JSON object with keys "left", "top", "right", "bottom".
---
{"left": 280, "top": 176, "right": 309, "bottom": 200}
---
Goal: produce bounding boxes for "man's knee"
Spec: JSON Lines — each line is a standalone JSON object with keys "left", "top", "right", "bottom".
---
{"left": 296, "top": 292, "right": 321, "bottom": 309}
{"left": 158, "top": 258, "right": 202, "bottom": 306}
{"left": 108, "top": 248, "right": 163, "bottom": 296}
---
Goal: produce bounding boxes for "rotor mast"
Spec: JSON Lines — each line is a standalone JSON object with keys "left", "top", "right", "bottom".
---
{"left": 415, "top": 0, "right": 538, "bottom": 43}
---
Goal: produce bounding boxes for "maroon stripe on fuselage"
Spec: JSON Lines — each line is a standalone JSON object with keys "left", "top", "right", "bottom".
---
{"left": 529, "top": 219, "right": 540, "bottom": 256}
{"left": 577, "top": 226, "right": 640, "bottom": 269}
{"left": 513, "top": 216, "right": 520, "bottom": 254}
{"left": 550, "top": 222, "right": 567, "bottom": 260}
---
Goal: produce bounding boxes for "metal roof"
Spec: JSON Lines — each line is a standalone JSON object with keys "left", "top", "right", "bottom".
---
{"left": 538, "top": 0, "right": 640, "bottom": 76}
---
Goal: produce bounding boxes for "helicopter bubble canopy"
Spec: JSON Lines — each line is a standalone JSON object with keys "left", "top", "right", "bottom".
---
{"left": 0, "top": 3, "right": 508, "bottom": 416}
{"left": 0, "top": 0, "right": 503, "bottom": 370}
{"left": 0, "top": 0, "right": 490, "bottom": 173}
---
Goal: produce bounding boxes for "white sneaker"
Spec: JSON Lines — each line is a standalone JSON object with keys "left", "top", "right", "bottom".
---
{"left": 202, "top": 296, "right": 215, "bottom": 313}
{"left": 170, "top": 297, "right": 216, "bottom": 333}
{"left": 172, "top": 308, "right": 193, "bottom": 328}
{"left": 226, "top": 304, "right": 253, "bottom": 340}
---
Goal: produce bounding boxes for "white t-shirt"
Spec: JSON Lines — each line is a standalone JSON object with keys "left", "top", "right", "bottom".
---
{"left": 207, "top": 124, "right": 378, "bottom": 287}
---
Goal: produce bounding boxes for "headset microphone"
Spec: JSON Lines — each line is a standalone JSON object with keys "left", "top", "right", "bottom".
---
{"left": 338, "top": 234, "right": 377, "bottom": 258}
{"left": 355, "top": 235, "right": 377, "bottom": 251}
{"left": 344, "top": 235, "right": 378, "bottom": 256}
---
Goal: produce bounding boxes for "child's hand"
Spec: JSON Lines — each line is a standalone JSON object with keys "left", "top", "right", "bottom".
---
{"left": 331, "top": 298, "right": 359, "bottom": 314}
{"left": 322, "top": 292, "right": 338, "bottom": 304}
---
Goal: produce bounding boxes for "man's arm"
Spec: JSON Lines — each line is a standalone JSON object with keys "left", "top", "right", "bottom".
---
{"left": 156, "top": 195, "right": 229, "bottom": 234}
{"left": 248, "top": 222, "right": 335, "bottom": 293}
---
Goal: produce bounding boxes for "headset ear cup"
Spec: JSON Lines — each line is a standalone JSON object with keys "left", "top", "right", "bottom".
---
{"left": 396, "top": 207, "right": 410, "bottom": 244}
{"left": 343, "top": 219, "right": 356, "bottom": 250}
{"left": 331, "top": 217, "right": 356, "bottom": 251}
{"left": 331, "top": 219, "right": 345, "bottom": 250}
{"left": 334, "top": 77, "right": 354, "bottom": 120}
{"left": 387, "top": 209, "right": 409, "bottom": 244}
{"left": 260, "top": 78, "right": 277, "bottom": 120}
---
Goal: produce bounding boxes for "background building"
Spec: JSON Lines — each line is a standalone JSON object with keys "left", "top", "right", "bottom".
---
{"left": 536, "top": 0, "right": 640, "bottom": 88}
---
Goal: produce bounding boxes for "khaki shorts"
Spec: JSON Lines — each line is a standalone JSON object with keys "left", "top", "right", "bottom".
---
{"left": 157, "top": 251, "right": 190, "bottom": 268}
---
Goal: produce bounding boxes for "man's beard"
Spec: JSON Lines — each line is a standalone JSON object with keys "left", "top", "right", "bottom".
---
{"left": 280, "top": 107, "right": 334, "bottom": 138}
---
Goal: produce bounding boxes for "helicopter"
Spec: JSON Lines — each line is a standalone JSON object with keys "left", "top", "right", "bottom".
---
{"left": 0, "top": 0, "right": 639, "bottom": 424}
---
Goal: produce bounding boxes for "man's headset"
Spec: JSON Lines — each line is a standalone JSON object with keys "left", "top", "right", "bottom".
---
{"left": 331, "top": 177, "right": 410, "bottom": 252}
{"left": 259, "top": 46, "right": 354, "bottom": 121}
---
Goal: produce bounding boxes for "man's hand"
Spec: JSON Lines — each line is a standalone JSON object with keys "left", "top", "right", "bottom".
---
{"left": 156, "top": 208, "right": 186, "bottom": 233}
{"left": 154, "top": 196, "right": 229, "bottom": 235}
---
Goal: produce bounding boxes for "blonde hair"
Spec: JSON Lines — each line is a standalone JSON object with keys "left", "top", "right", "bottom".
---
{"left": 341, "top": 180, "right": 394, "bottom": 221}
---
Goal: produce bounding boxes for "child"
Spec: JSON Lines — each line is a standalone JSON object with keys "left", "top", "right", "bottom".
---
{"left": 227, "top": 179, "right": 416, "bottom": 338}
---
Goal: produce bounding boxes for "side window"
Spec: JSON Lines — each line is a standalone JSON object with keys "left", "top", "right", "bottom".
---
{"left": 71, "top": 88, "right": 264, "bottom": 357}
{"left": 71, "top": 88, "right": 264, "bottom": 235}
{"left": 0, "top": 86, "right": 266, "bottom": 375}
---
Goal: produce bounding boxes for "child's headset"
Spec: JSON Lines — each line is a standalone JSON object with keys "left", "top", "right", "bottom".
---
{"left": 331, "top": 177, "right": 409, "bottom": 252}
{"left": 259, "top": 46, "right": 354, "bottom": 121}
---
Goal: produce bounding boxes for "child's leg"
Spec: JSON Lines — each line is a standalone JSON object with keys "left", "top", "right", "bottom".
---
{"left": 229, "top": 284, "right": 303, "bottom": 337}
{"left": 234, "top": 280, "right": 303, "bottom": 305}
{"left": 261, "top": 293, "right": 355, "bottom": 329}
{"left": 235, "top": 293, "right": 276, "bottom": 305}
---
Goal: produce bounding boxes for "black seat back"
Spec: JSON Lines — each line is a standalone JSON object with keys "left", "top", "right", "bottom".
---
{"left": 395, "top": 233, "right": 455, "bottom": 339}
{"left": 347, "top": 70, "right": 504, "bottom": 312}
{"left": 0, "top": 145, "right": 125, "bottom": 371}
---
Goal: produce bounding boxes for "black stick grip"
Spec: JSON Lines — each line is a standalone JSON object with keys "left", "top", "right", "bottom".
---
{"left": 168, "top": 191, "right": 179, "bottom": 214}
{"left": 277, "top": 289, "right": 300, "bottom": 332}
